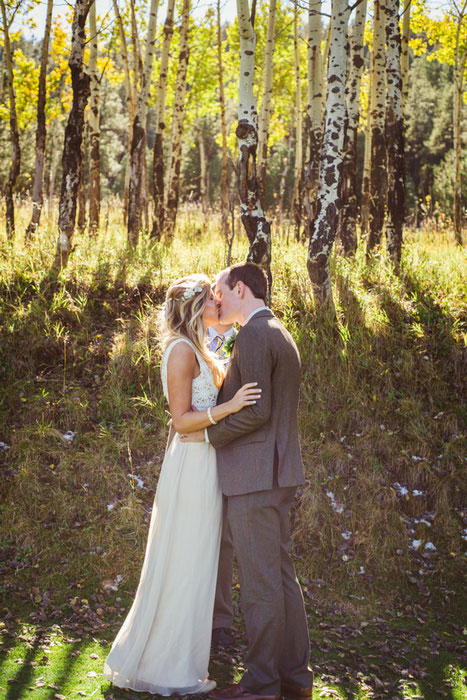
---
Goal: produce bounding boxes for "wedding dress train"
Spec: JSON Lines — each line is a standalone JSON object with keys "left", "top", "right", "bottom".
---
{"left": 104, "top": 338, "right": 222, "bottom": 695}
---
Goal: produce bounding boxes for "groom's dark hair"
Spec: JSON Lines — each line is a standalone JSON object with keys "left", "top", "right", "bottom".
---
{"left": 226, "top": 262, "right": 268, "bottom": 301}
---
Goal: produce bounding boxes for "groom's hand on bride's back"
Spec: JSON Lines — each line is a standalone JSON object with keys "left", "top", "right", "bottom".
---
{"left": 180, "top": 430, "right": 205, "bottom": 442}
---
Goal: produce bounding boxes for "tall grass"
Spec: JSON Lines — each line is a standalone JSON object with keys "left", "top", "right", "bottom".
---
{"left": 0, "top": 204, "right": 465, "bottom": 607}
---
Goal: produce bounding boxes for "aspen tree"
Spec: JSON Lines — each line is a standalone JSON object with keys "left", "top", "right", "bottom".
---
{"left": 88, "top": 0, "right": 100, "bottom": 233}
{"left": 0, "top": 0, "right": 20, "bottom": 239}
{"left": 151, "top": 0, "right": 176, "bottom": 238}
{"left": 112, "top": 0, "right": 136, "bottom": 224}
{"left": 292, "top": 0, "right": 303, "bottom": 239}
{"left": 385, "top": 0, "right": 405, "bottom": 264}
{"left": 127, "top": 0, "right": 160, "bottom": 245}
{"left": 217, "top": 0, "right": 230, "bottom": 242}
{"left": 307, "top": 0, "right": 349, "bottom": 308}
{"left": 25, "top": 0, "right": 53, "bottom": 239}
{"left": 366, "top": 0, "right": 387, "bottom": 254}
{"left": 236, "top": 0, "right": 272, "bottom": 291}
{"left": 55, "top": 0, "right": 92, "bottom": 265}
{"left": 452, "top": 0, "right": 467, "bottom": 245}
{"left": 361, "top": 68, "right": 372, "bottom": 233}
{"left": 305, "top": 0, "right": 323, "bottom": 223}
{"left": 278, "top": 122, "right": 294, "bottom": 214}
{"left": 257, "top": 0, "right": 277, "bottom": 201}
{"left": 400, "top": 0, "right": 410, "bottom": 112}
{"left": 337, "top": 0, "right": 367, "bottom": 255}
{"left": 165, "top": 0, "right": 191, "bottom": 237}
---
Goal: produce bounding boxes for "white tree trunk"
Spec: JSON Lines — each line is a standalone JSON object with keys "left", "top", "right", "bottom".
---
{"left": 366, "top": 0, "right": 387, "bottom": 253}
{"left": 151, "top": 0, "right": 176, "bottom": 238}
{"left": 292, "top": 0, "right": 303, "bottom": 238}
{"left": 337, "top": 0, "right": 367, "bottom": 254}
{"left": 0, "top": 0, "right": 21, "bottom": 239}
{"left": 88, "top": 1, "right": 100, "bottom": 233}
{"left": 26, "top": 0, "right": 53, "bottom": 238}
{"left": 385, "top": 0, "right": 405, "bottom": 264}
{"left": 305, "top": 1, "right": 323, "bottom": 223}
{"left": 453, "top": 2, "right": 467, "bottom": 245}
{"left": 361, "top": 65, "right": 372, "bottom": 233}
{"left": 400, "top": 0, "right": 411, "bottom": 113}
{"left": 307, "top": 0, "right": 350, "bottom": 308}
{"left": 112, "top": 0, "right": 136, "bottom": 225}
{"left": 257, "top": 0, "right": 277, "bottom": 200}
{"left": 217, "top": 0, "right": 230, "bottom": 242}
{"left": 236, "top": 0, "right": 272, "bottom": 289}
{"left": 127, "top": 0, "right": 159, "bottom": 244}
{"left": 165, "top": 0, "right": 191, "bottom": 236}
{"left": 56, "top": 0, "right": 92, "bottom": 265}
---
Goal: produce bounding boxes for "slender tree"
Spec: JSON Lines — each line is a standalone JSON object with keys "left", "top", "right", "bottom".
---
{"left": 164, "top": 0, "right": 191, "bottom": 237}
{"left": 112, "top": 0, "right": 136, "bottom": 224}
{"left": 236, "top": 0, "right": 272, "bottom": 291}
{"left": 385, "top": 0, "right": 405, "bottom": 264}
{"left": 217, "top": 0, "right": 230, "bottom": 242}
{"left": 400, "top": 0, "right": 411, "bottom": 112}
{"left": 257, "top": 0, "right": 277, "bottom": 201}
{"left": 151, "top": 0, "right": 176, "bottom": 238}
{"left": 366, "top": 0, "right": 387, "bottom": 254}
{"left": 127, "top": 0, "right": 160, "bottom": 244}
{"left": 304, "top": 0, "right": 323, "bottom": 224}
{"left": 278, "top": 122, "right": 294, "bottom": 215}
{"left": 452, "top": 0, "right": 467, "bottom": 244}
{"left": 292, "top": 0, "right": 303, "bottom": 239}
{"left": 337, "top": 0, "right": 367, "bottom": 255}
{"left": 360, "top": 66, "right": 372, "bottom": 234}
{"left": 307, "top": 0, "right": 350, "bottom": 308}
{"left": 55, "top": 0, "right": 92, "bottom": 266}
{"left": 25, "top": 0, "right": 53, "bottom": 239}
{"left": 0, "top": 0, "right": 21, "bottom": 239}
{"left": 88, "top": 0, "right": 100, "bottom": 233}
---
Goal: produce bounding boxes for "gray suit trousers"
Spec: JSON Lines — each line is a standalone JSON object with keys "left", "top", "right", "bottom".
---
{"left": 213, "top": 497, "right": 234, "bottom": 629}
{"left": 227, "top": 486, "right": 313, "bottom": 695}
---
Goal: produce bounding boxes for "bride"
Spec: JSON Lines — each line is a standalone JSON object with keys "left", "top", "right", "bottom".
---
{"left": 104, "top": 274, "right": 260, "bottom": 696}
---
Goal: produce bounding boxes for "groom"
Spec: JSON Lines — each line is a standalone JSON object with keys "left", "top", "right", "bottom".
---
{"left": 183, "top": 262, "right": 313, "bottom": 700}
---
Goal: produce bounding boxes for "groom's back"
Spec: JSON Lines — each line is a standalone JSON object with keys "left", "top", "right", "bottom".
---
{"left": 214, "top": 309, "right": 305, "bottom": 497}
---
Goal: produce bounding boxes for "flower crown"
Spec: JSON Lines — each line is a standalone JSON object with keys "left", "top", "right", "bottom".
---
{"left": 181, "top": 284, "right": 203, "bottom": 301}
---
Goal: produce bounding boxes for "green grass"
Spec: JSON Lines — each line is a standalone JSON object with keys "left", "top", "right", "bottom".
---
{"left": 0, "top": 594, "right": 465, "bottom": 699}
{"left": 0, "top": 205, "right": 466, "bottom": 698}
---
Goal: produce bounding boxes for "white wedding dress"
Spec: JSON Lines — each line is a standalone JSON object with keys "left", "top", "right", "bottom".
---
{"left": 104, "top": 338, "right": 223, "bottom": 695}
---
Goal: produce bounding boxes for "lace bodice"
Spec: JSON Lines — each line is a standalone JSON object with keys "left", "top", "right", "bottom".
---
{"left": 161, "top": 338, "right": 219, "bottom": 410}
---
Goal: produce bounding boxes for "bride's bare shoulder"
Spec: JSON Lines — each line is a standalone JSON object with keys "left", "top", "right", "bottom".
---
{"left": 166, "top": 339, "right": 197, "bottom": 371}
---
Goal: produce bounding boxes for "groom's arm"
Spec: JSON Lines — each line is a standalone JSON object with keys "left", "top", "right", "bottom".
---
{"left": 207, "top": 324, "right": 273, "bottom": 449}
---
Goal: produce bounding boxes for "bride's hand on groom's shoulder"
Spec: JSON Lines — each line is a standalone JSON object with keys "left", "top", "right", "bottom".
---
{"left": 179, "top": 430, "right": 205, "bottom": 442}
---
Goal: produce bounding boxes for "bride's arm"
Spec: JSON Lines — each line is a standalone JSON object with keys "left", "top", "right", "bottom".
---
{"left": 166, "top": 342, "right": 260, "bottom": 434}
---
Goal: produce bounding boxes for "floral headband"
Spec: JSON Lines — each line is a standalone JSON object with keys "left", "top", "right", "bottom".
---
{"left": 164, "top": 282, "right": 205, "bottom": 319}
{"left": 181, "top": 284, "right": 203, "bottom": 301}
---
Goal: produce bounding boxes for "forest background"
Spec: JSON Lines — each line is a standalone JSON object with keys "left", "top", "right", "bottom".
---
{"left": 0, "top": 0, "right": 466, "bottom": 697}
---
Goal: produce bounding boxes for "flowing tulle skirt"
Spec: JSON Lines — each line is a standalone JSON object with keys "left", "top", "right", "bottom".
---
{"left": 104, "top": 435, "right": 222, "bottom": 695}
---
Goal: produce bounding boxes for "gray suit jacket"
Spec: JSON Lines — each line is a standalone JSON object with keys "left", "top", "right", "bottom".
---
{"left": 207, "top": 309, "right": 305, "bottom": 496}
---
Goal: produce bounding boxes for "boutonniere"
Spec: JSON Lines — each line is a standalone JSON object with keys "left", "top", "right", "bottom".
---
{"left": 223, "top": 327, "right": 238, "bottom": 356}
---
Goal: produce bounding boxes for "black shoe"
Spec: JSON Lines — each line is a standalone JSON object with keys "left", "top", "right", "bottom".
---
{"left": 211, "top": 627, "right": 234, "bottom": 648}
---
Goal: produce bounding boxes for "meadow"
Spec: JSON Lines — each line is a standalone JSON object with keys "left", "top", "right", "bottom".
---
{"left": 0, "top": 203, "right": 466, "bottom": 699}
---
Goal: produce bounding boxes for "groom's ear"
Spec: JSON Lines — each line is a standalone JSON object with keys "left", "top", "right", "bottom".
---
{"left": 236, "top": 281, "right": 247, "bottom": 298}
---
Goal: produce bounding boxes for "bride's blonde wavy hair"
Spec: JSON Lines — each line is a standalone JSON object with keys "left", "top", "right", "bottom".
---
{"left": 159, "top": 274, "right": 224, "bottom": 388}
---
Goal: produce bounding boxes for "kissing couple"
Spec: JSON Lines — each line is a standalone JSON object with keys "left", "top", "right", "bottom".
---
{"left": 104, "top": 262, "right": 313, "bottom": 700}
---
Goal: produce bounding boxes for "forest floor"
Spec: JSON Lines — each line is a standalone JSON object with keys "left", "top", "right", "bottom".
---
{"left": 0, "top": 583, "right": 465, "bottom": 700}
{"left": 0, "top": 209, "right": 466, "bottom": 699}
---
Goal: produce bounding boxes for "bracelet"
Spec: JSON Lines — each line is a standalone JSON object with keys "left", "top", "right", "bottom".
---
{"left": 207, "top": 407, "right": 217, "bottom": 425}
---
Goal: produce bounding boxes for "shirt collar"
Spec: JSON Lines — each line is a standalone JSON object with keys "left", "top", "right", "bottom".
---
{"left": 207, "top": 325, "right": 235, "bottom": 340}
{"left": 243, "top": 306, "right": 269, "bottom": 326}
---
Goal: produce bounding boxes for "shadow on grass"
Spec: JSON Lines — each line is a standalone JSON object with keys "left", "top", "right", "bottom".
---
{"left": 2, "top": 633, "right": 41, "bottom": 700}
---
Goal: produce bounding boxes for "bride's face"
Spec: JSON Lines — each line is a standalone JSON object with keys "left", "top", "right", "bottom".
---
{"left": 202, "top": 289, "right": 219, "bottom": 328}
